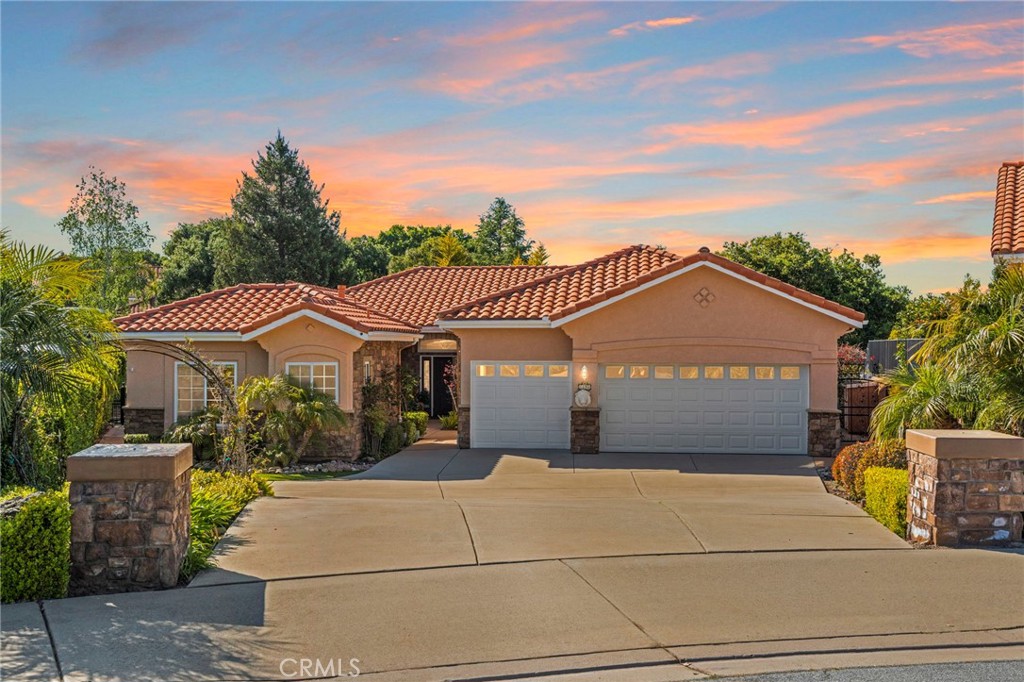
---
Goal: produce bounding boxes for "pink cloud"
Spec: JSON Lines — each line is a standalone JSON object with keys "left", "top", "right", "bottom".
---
{"left": 915, "top": 190, "right": 993, "bottom": 205}
{"left": 869, "top": 60, "right": 1024, "bottom": 88}
{"left": 609, "top": 15, "right": 699, "bottom": 37}
{"left": 846, "top": 19, "right": 1024, "bottom": 59}
{"left": 828, "top": 232, "right": 993, "bottom": 264}
{"left": 636, "top": 52, "right": 775, "bottom": 91}
{"left": 646, "top": 96, "right": 939, "bottom": 151}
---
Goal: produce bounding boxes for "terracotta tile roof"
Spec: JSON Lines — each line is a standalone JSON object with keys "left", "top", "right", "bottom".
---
{"left": 346, "top": 265, "right": 567, "bottom": 328}
{"left": 992, "top": 161, "right": 1024, "bottom": 256}
{"left": 439, "top": 245, "right": 865, "bottom": 324}
{"left": 115, "top": 283, "right": 419, "bottom": 335}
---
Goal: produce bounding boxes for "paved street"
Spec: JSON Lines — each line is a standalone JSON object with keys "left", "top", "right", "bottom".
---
{"left": 3, "top": 435, "right": 1022, "bottom": 681}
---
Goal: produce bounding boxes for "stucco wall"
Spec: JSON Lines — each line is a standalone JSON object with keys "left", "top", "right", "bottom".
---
{"left": 559, "top": 266, "right": 852, "bottom": 411}
{"left": 256, "top": 321, "right": 365, "bottom": 411}
{"left": 453, "top": 328, "right": 573, "bottom": 406}
{"left": 125, "top": 341, "right": 269, "bottom": 430}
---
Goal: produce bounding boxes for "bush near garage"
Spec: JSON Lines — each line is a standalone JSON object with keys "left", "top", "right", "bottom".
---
{"left": 124, "top": 433, "right": 150, "bottom": 444}
{"left": 863, "top": 467, "right": 909, "bottom": 536}
{"left": 403, "top": 420, "right": 419, "bottom": 446}
{"left": 852, "top": 439, "right": 906, "bottom": 500}
{"left": 831, "top": 441, "right": 872, "bottom": 491}
{"left": 0, "top": 488, "right": 72, "bottom": 603}
{"left": 439, "top": 411, "right": 459, "bottom": 430}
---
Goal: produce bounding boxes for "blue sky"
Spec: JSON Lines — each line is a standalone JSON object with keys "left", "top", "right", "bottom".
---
{"left": 2, "top": 1, "right": 1022, "bottom": 293}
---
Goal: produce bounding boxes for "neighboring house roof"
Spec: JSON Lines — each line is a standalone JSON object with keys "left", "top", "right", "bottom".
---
{"left": 346, "top": 265, "right": 566, "bottom": 328}
{"left": 114, "top": 282, "right": 419, "bottom": 336}
{"left": 437, "top": 245, "right": 865, "bottom": 327}
{"left": 992, "top": 161, "right": 1024, "bottom": 256}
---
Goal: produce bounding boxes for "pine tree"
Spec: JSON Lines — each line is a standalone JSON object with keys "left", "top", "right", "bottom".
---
{"left": 214, "top": 133, "right": 345, "bottom": 286}
{"left": 471, "top": 197, "right": 534, "bottom": 265}
{"left": 527, "top": 243, "right": 550, "bottom": 265}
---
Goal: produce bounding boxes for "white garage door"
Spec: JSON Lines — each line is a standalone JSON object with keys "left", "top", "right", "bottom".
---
{"left": 600, "top": 364, "right": 808, "bottom": 454}
{"left": 470, "top": 361, "right": 572, "bottom": 449}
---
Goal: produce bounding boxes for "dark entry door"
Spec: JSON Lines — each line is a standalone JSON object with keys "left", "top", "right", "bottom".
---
{"left": 429, "top": 356, "right": 455, "bottom": 417}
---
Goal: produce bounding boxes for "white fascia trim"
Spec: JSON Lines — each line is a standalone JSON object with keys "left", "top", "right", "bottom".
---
{"left": 366, "top": 331, "right": 423, "bottom": 342}
{"left": 436, "top": 319, "right": 552, "bottom": 329}
{"left": 240, "top": 310, "right": 370, "bottom": 341}
{"left": 120, "top": 331, "right": 243, "bottom": 342}
{"left": 551, "top": 261, "right": 865, "bottom": 329}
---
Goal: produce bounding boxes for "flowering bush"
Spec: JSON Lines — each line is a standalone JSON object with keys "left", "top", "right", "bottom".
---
{"left": 838, "top": 344, "right": 867, "bottom": 378}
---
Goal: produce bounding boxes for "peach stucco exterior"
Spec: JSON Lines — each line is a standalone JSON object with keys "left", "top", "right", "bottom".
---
{"left": 125, "top": 341, "right": 269, "bottom": 428}
{"left": 452, "top": 265, "right": 854, "bottom": 412}
{"left": 124, "top": 318, "right": 393, "bottom": 429}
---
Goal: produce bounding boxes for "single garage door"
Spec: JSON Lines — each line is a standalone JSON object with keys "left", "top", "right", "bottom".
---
{"left": 600, "top": 364, "right": 808, "bottom": 454}
{"left": 470, "top": 361, "right": 572, "bottom": 449}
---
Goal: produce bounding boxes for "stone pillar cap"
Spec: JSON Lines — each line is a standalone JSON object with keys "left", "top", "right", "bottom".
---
{"left": 906, "top": 429, "right": 1024, "bottom": 459}
{"left": 67, "top": 443, "right": 193, "bottom": 481}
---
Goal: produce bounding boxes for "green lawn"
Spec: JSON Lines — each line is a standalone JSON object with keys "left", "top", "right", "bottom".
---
{"left": 255, "top": 470, "right": 360, "bottom": 482}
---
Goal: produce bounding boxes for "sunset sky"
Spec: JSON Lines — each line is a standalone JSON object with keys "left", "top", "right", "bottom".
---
{"left": 2, "top": 2, "right": 1022, "bottom": 293}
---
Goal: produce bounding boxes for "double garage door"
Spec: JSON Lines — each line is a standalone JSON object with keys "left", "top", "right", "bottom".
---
{"left": 600, "top": 364, "right": 808, "bottom": 454}
{"left": 470, "top": 361, "right": 808, "bottom": 454}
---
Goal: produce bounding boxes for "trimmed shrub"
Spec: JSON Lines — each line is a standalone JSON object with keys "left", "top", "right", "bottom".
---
{"left": 403, "top": 411, "right": 428, "bottom": 435}
{"left": 381, "top": 423, "right": 405, "bottom": 458}
{"left": 832, "top": 441, "right": 871, "bottom": 491}
{"left": 864, "top": 467, "right": 909, "bottom": 537}
{"left": 403, "top": 420, "right": 419, "bottom": 446}
{"left": 853, "top": 439, "right": 906, "bottom": 500}
{"left": 439, "top": 411, "right": 459, "bottom": 430}
{"left": 124, "top": 433, "right": 150, "bottom": 444}
{"left": 1, "top": 489, "right": 72, "bottom": 602}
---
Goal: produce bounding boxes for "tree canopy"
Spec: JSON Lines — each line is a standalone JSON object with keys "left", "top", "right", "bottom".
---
{"left": 213, "top": 133, "right": 346, "bottom": 287}
{"left": 57, "top": 167, "right": 156, "bottom": 313}
{"left": 718, "top": 232, "right": 911, "bottom": 346}
{"left": 157, "top": 218, "right": 225, "bottom": 303}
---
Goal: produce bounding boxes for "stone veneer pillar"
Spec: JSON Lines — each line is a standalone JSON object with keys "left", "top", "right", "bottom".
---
{"left": 906, "top": 429, "right": 1024, "bottom": 546}
{"left": 807, "top": 410, "right": 841, "bottom": 458}
{"left": 457, "top": 407, "right": 471, "bottom": 448}
{"left": 571, "top": 408, "right": 600, "bottom": 454}
{"left": 67, "top": 443, "right": 192, "bottom": 595}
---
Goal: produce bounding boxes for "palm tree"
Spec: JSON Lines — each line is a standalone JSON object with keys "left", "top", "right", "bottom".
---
{"left": 871, "top": 263, "right": 1024, "bottom": 439}
{"left": 0, "top": 231, "right": 120, "bottom": 484}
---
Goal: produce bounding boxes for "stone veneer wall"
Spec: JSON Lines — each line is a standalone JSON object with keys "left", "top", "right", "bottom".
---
{"left": 807, "top": 410, "right": 841, "bottom": 458}
{"left": 571, "top": 408, "right": 600, "bottom": 454}
{"left": 907, "top": 447, "right": 1024, "bottom": 546}
{"left": 457, "top": 407, "right": 471, "bottom": 448}
{"left": 303, "top": 340, "right": 408, "bottom": 461}
{"left": 123, "top": 408, "right": 165, "bottom": 440}
{"left": 68, "top": 444, "right": 192, "bottom": 596}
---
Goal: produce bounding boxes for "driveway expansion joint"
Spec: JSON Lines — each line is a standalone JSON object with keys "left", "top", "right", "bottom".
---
{"left": 37, "top": 599, "right": 65, "bottom": 682}
{"left": 455, "top": 500, "right": 481, "bottom": 565}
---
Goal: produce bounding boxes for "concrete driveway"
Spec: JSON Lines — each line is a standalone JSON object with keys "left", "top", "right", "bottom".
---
{"left": 190, "top": 442, "right": 907, "bottom": 585}
{"left": 5, "top": 436, "right": 1022, "bottom": 681}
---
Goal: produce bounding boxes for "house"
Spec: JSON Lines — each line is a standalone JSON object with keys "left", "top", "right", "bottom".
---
{"left": 115, "top": 245, "right": 864, "bottom": 458}
{"left": 992, "top": 161, "right": 1023, "bottom": 262}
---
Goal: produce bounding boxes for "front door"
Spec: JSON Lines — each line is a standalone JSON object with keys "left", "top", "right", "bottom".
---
{"left": 426, "top": 356, "right": 455, "bottom": 417}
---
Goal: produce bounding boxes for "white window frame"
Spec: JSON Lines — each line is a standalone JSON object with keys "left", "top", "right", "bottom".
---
{"left": 173, "top": 361, "right": 238, "bottom": 422}
{"left": 285, "top": 361, "right": 341, "bottom": 403}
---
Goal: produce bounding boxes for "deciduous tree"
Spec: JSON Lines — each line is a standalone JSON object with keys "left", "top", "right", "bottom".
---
{"left": 57, "top": 167, "right": 155, "bottom": 313}
{"left": 718, "top": 232, "right": 910, "bottom": 346}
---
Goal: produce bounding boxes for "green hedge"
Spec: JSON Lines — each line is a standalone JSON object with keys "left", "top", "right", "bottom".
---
{"left": 403, "top": 411, "right": 428, "bottom": 434}
{"left": 124, "top": 433, "right": 150, "bottom": 444}
{"left": 864, "top": 467, "right": 908, "bottom": 537}
{"left": 0, "top": 489, "right": 72, "bottom": 603}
